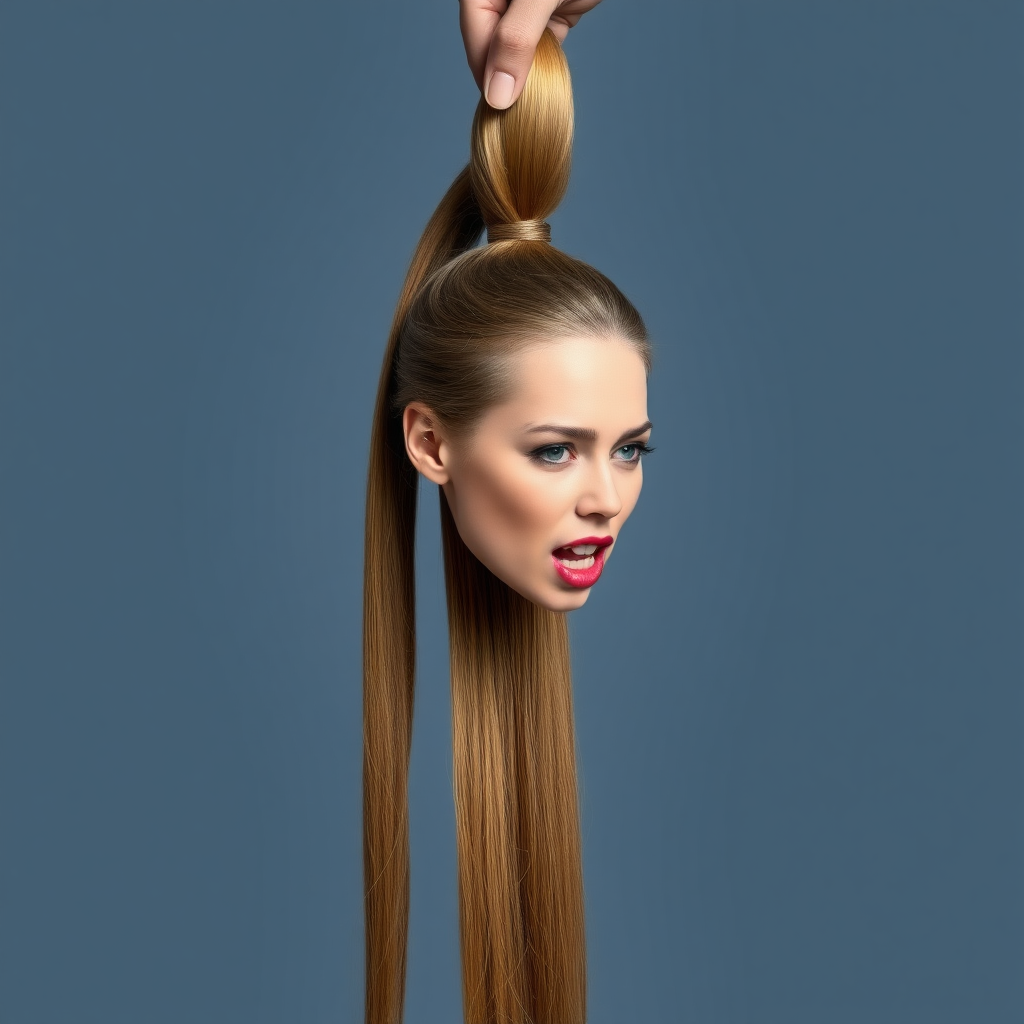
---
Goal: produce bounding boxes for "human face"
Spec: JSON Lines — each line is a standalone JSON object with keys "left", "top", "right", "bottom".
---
{"left": 440, "top": 335, "right": 651, "bottom": 612}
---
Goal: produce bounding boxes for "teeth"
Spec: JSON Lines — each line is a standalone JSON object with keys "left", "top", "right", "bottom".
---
{"left": 560, "top": 555, "right": 596, "bottom": 569}
{"left": 571, "top": 544, "right": 598, "bottom": 556}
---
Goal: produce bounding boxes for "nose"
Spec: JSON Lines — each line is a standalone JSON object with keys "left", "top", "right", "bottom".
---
{"left": 575, "top": 459, "right": 623, "bottom": 520}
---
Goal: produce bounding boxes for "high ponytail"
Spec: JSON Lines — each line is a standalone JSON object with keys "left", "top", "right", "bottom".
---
{"left": 470, "top": 30, "right": 573, "bottom": 237}
{"left": 364, "top": 30, "right": 648, "bottom": 1024}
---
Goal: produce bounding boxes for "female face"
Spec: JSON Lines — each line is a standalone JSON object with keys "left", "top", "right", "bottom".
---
{"left": 405, "top": 335, "right": 651, "bottom": 612}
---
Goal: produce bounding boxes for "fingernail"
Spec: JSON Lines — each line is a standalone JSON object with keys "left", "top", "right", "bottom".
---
{"left": 485, "top": 71, "right": 515, "bottom": 110}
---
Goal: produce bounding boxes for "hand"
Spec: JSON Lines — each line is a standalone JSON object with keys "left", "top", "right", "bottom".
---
{"left": 460, "top": 0, "right": 603, "bottom": 109}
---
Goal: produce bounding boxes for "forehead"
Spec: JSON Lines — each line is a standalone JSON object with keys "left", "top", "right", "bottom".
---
{"left": 485, "top": 335, "right": 649, "bottom": 433}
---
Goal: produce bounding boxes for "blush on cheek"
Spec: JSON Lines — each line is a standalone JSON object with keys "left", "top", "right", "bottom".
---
{"left": 469, "top": 463, "right": 547, "bottom": 533}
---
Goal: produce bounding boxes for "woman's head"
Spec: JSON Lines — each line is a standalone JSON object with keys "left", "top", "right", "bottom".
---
{"left": 390, "top": 30, "right": 652, "bottom": 609}
{"left": 403, "top": 333, "right": 651, "bottom": 611}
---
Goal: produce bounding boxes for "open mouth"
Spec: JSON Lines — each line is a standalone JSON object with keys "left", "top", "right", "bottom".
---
{"left": 552, "top": 542, "right": 601, "bottom": 569}
{"left": 551, "top": 536, "right": 613, "bottom": 588}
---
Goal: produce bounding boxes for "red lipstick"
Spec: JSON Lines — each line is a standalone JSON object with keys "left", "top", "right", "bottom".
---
{"left": 551, "top": 535, "right": 613, "bottom": 589}
{"left": 556, "top": 536, "right": 613, "bottom": 550}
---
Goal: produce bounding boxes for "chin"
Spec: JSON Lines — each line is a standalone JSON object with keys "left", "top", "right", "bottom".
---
{"left": 504, "top": 566, "right": 599, "bottom": 612}
{"left": 482, "top": 557, "right": 598, "bottom": 612}
{"left": 529, "top": 586, "right": 592, "bottom": 613}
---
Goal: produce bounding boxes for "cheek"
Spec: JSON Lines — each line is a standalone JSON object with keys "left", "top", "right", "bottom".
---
{"left": 457, "top": 461, "right": 562, "bottom": 550}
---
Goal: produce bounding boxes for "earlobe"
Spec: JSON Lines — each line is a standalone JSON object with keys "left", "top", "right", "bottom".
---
{"left": 402, "top": 403, "right": 451, "bottom": 485}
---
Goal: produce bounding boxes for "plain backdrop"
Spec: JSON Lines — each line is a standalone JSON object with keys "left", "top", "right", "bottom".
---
{"left": 2, "top": 3, "right": 1022, "bottom": 1023}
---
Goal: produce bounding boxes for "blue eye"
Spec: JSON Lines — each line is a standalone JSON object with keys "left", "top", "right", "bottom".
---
{"left": 533, "top": 445, "right": 572, "bottom": 464}
{"left": 616, "top": 443, "right": 654, "bottom": 464}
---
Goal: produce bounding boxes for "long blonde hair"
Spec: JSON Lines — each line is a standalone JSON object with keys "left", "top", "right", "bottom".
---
{"left": 363, "top": 31, "right": 649, "bottom": 1024}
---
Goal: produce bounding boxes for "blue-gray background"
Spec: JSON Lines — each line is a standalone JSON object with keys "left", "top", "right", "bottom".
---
{"left": 2, "top": 3, "right": 1021, "bottom": 1022}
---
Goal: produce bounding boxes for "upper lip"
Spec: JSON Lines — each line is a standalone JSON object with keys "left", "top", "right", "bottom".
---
{"left": 552, "top": 535, "right": 613, "bottom": 553}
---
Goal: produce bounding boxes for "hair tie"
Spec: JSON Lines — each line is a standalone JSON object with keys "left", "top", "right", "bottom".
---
{"left": 487, "top": 220, "right": 551, "bottom": 244}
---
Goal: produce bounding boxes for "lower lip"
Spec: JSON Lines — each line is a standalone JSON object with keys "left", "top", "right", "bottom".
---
{"left": 552, "top": 545, "right": 608, "bottom": 589}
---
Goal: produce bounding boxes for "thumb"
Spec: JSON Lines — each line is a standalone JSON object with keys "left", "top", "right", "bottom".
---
{"left": 482, "top": 0, "right": 559, "bottom": 109}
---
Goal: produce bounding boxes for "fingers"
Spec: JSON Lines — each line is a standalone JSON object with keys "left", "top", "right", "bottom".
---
{"left": 460, "top": 1, "right": 507, "bottom": 91}
{"left": 481, "top": 0, "right": 562, "bottom": 109}
{"left": 459, "top": 0, "right": 602, "bottom": 108}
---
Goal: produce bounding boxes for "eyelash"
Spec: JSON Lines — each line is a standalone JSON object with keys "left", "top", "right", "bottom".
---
{"left": 528, "top": 442, "right": 655, "bottom": 466}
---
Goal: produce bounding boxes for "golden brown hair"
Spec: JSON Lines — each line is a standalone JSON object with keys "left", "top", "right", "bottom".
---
{"left": 363, "top": 30, "right": 649, "bottom": 1024}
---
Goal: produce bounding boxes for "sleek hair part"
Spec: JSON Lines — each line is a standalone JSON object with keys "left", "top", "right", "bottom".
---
{"left": 363, "top": 30, "right": 649, "bottom": 1024}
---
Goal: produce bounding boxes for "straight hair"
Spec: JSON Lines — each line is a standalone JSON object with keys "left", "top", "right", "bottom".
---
{"left": 363, "top": 30, "right": 649, "bottom": 1024}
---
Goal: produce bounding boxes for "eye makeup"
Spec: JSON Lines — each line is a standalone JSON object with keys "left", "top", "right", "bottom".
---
{"left": 530, "top": 444, "right": 574, "bottom": 465}
{"left": 614, "top": 442, "right": 655, "bottom": 464}
{"left": 526, "top": 439, "right": 654, "bottom": 467}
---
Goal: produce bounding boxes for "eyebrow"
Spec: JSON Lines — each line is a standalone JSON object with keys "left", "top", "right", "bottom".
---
{"left": 525, "top": 421, "right": 653, "bottom": 447}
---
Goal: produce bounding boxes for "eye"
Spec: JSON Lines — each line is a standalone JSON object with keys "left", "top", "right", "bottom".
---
{"left": 615, "top": 442, "right": 655, "bottom": 464}
{"left": 529, "top": 444, "right": 574, "bottom": 465}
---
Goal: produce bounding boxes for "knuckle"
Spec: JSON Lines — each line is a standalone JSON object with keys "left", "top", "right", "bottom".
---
{"left": 493, "top": 23, "right": 535, "bottom": 60}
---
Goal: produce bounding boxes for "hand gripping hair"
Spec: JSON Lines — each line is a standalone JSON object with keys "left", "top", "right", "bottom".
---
{"left": 363, "top": 30, "right": 650, "bottom": 1024}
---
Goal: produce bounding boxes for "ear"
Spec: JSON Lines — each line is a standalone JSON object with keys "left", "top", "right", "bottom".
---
{"left": 402, "top": 403, "right": 451, "bottom": 485}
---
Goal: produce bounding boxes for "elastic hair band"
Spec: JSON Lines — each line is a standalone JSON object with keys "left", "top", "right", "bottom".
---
{"left": 486, "top": 220, "right": 552, "bottom": 243}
